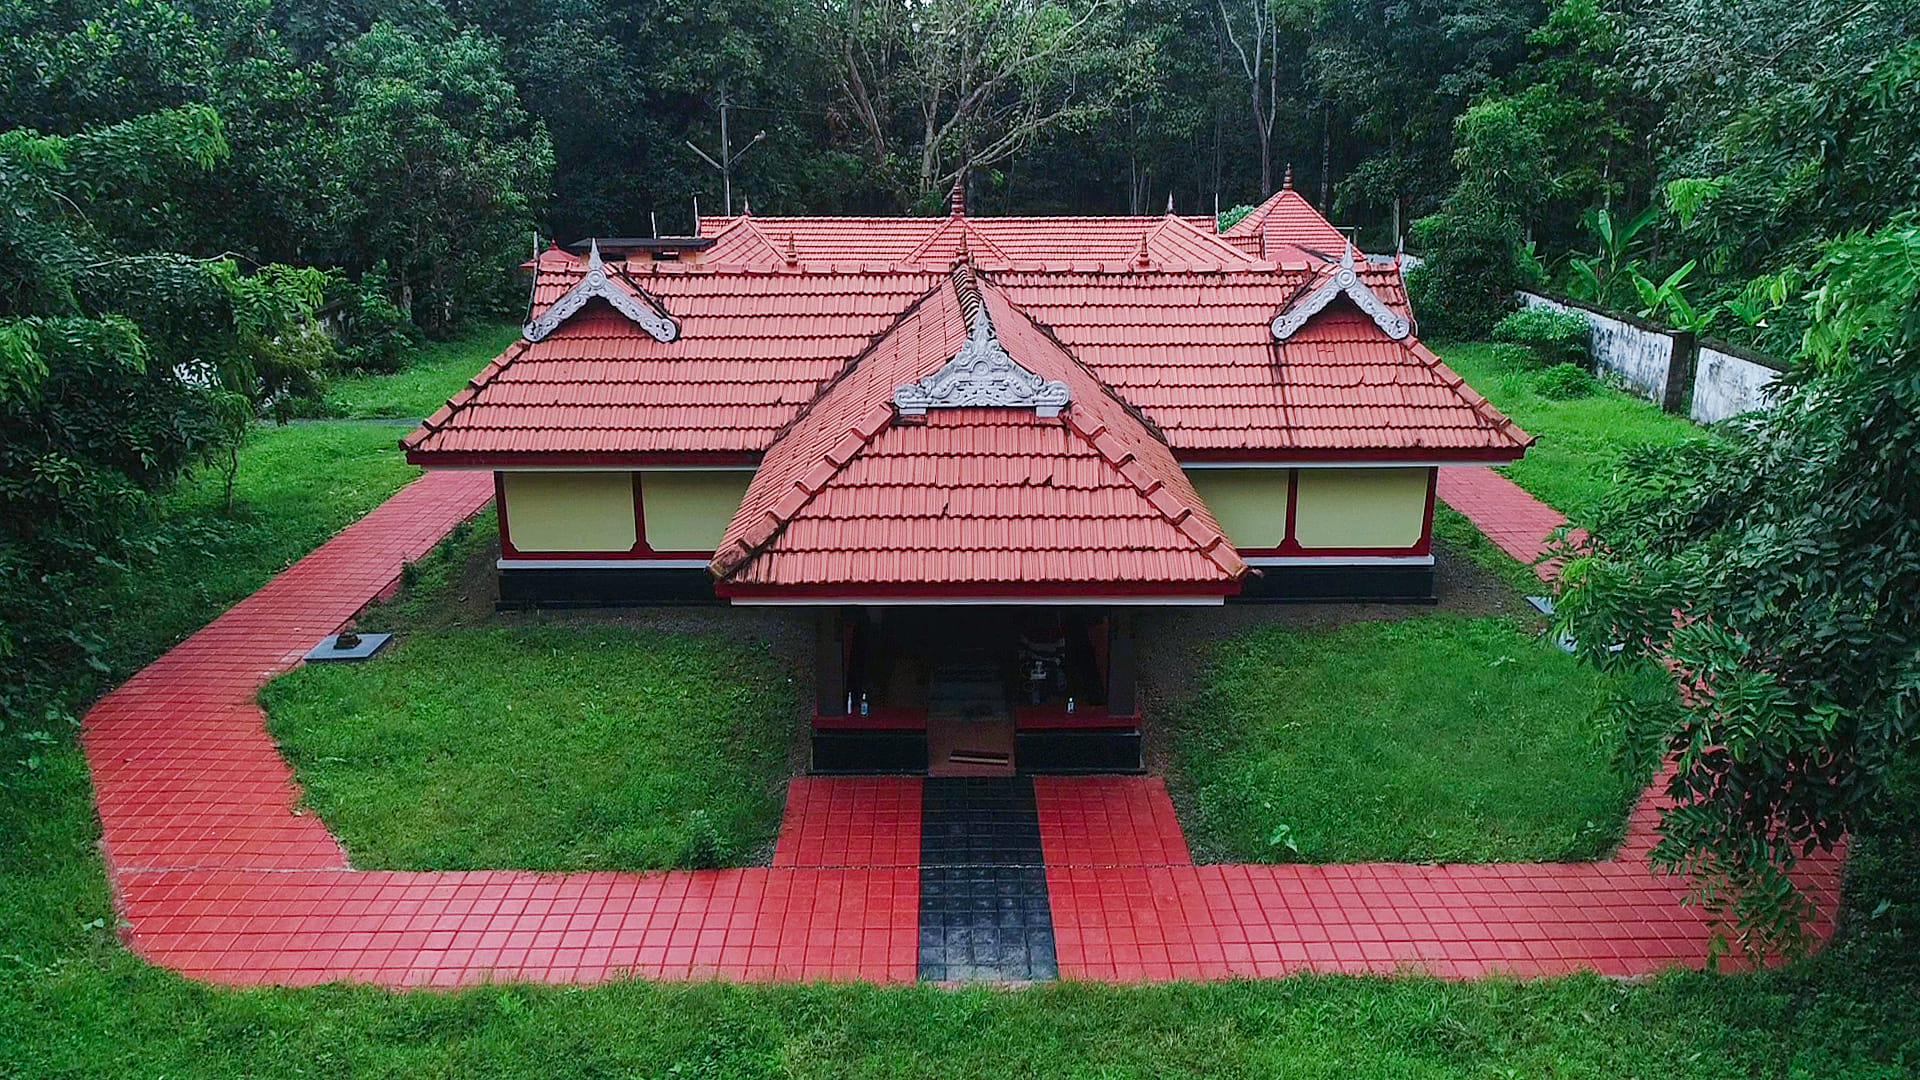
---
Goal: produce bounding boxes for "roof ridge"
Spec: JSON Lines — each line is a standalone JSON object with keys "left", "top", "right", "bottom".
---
{"left": 1059, "top": 404, "right": 1246, "bottom": 582}
{"left": 978, "top": 286, "right": 1244, "bottom": 581}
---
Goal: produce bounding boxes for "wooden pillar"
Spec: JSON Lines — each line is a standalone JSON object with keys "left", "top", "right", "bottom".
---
{"left": 815, "top": 608, "right": 845, "bottom": 715}
{"left": 1106, "top": 610, "right": 1137, "bottom": 716}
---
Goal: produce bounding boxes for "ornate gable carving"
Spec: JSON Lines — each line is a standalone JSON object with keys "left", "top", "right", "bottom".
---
{"left": 1270, "top": 244, "right": 1412, "bottom": 341}
{"left": 894, "top": 306, "right": 1071, "bottom": 418}
{"left": 523, "top": 240, "right": 680, "bottom": 344}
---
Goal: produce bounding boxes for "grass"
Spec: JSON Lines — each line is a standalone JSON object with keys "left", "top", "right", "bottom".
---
{"left": 1436, "top": 341, "right": 1707, "bottom": 518}
{"left": 1169, "top": 616, "right": 1646, "bottom": 864}
{"left": 262, "top": 619, "right": 796, "bottom": 871}
{"left": 0, "top": 335, "right": 1915, "bottom": 1076}
{"left": 324, "top": 322, "right": 518, "bottom": 420}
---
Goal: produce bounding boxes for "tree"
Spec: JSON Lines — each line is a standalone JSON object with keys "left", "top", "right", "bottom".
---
{"left": 0, "top": 106, "right": 325, "bottom": 731}
{"left": 1552, "top": 215, "right": 1920, "bottom": 953}
{"left": 816, "top": 0, "right": 1147, "bottom": 207}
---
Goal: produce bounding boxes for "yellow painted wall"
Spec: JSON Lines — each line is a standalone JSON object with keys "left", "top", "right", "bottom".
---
{"left": 1293, "top": 467, "right": 1431, "bottom": 549}
{"left": 640, "top": 470, "right": 754, "bottom": 552}
{"left": 500, "top": 471, "right": 637, "bottom": 553}
{"left": 1183, "top": 468, "right": 1290, "bottom": 549}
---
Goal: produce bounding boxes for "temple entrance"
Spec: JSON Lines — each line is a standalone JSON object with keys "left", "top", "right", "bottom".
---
{"left": 810, "top": 606, "right": 1142, "bottom": 775}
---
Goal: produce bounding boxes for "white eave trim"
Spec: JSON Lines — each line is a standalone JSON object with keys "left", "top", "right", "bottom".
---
{"left": 727, "top": 595, "right": 1226, "bottom": 607}
{"left": 523, "top": 239, "right": 680, "bottom": 344}
{"left": 1244, "top": 554, "right": 1435, "bottom": 567}
{"left": 1270, "top": 243, "right": 1411, "bottom": 342}
{"left": 498, "top": 558, "right": 711, "bottom": 570}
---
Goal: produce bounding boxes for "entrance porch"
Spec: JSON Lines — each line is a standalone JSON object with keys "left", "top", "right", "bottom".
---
{"left": 809, "top": 606, "right": 1142, "bottom": 776}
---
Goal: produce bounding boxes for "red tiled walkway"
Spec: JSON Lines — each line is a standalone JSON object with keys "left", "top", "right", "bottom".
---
{"left": 1438, "top": 466, "right": 1571, "bottom": 579}
{"left": 85, "top": 468, "right": 1842, "bottom": 989}
{"left": 1036, "top": 777, "right": 1842, "bottom": 981}
{"left": 84, "top": 470, "right": 917, "bottom": 987}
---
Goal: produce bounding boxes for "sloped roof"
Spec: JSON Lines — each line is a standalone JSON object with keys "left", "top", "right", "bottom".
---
{"left": 709, "top": 275, "right": 1247, "bottom": 595}
{"left": 694, "top": 212, "right": 1251, "bottom": 271}
{"left": 991, "top": 269, "right": 1528, "bottom": 458}
{"left": 1222, "top": 185, "right": 1349, "bottom": 259}
{"left": 403, "top": 254, "right": 944, "bottom": 462}
{"left": 406, "top": 215, "right": 1530, "bottom": 466}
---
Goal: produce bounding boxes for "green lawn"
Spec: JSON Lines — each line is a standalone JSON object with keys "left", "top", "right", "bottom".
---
{"left": 325, "top": 322, "right": 518, "bottom": 420}
{"left": 1436, "top": 342, "right": 1707, "bottom": 518}
{"left": 1, "top": 336, "right": 1916, "bottom": 1077}
{"left": 1170, "top": 616, "right": 1645, "bottom": 864}
{"left": 262, "top": 622, "right": 796, "bottom": 871}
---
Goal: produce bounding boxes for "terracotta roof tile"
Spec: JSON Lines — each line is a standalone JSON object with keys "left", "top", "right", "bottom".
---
{"left": 709, "top": 278, "right": 1246, "bottom": 593}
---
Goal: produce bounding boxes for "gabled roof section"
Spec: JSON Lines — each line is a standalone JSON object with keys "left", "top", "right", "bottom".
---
{"left": 523, "top": 240, "right": 679, "bottom": 344}
{"left": 990, "top": 268, "right": 1529, "bottom": 459}
{"left": 709, "top": 273, "right": 1247, "bottom": 594}
{"left": 692, "top": 213, "right": 1254, "bottom": 270}
{"left": 893, "top": 304, "right": 1071, "bottom": 417}
{"left": 1222, "top": 180, "right": 1349, "bottom": 258}
{"left": 403, "top": 267, "right": 942, "bottom": 463}
{"left": 1271, "top": 244, "right": 1412, "bottom": 342}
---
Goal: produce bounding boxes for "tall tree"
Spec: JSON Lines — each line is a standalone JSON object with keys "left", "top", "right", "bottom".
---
{"left": 817, "top": 0, "right": 1146, "bottom": 207}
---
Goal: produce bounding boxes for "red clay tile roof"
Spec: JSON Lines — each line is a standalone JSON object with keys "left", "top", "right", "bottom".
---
{"left": 709, "top": 275, "right": 1247, "bottom": 594}
{"left": 990, "top": 269, "right": 1527, "bottom": 458}
{"left": 403, "top": 256, "right": 945, "bottom": 462}
{"left": 406, "top": 219, "right": 1529, "bottom": 466}
{"left": 1221, "top": 187, "right": 1349, "bottom": 259}
{"left": 694, "top": 213, "right": 1252, "bottom": 271}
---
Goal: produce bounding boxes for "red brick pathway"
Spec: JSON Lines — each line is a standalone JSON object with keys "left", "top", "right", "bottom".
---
{"left": 1036, "top": 777, "right": 1841, "bottom": 981}
{"left": 85, "top": 471, "right": 918, "bottom": 987}
{"left": 1437, "top": 466, "right": 1571, "bottom": 579}
{"left": 84, "top": 467, "right": 1843, "bottom": 988}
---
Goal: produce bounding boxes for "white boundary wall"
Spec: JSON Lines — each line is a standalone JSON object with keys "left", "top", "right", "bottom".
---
{"left": 1518, "top": 292, "right": 1675, "bottom": 404}
{"left": 1691, "top": 343, "right": 1782, "bottom": 423}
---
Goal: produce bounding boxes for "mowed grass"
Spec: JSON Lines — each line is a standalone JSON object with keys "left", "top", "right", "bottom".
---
{"left": 1171, "top": 616, "right": 1644, "bottom": 864}
{"left": 2, "top": 337, "right": 1916, "bottom": 1077}
{"left": 262, "top": 624, "right": 797, "bottom": 871}
{"left": 325, "top": 322, "right": 519, "bottom": 420}
{"left": 6, "top": 737, "right": 1918, "bottom": 1079}
{"left": 1436, "top": 341, "right": 1707, "bottom": 518}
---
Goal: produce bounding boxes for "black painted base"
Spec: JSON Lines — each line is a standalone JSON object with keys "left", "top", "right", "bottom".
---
{"left": 1233, "top": 563, "right": 1436, "bottom": 603}
{"left": 811, "top": 731, "right": 928, "bottom": 773}
{"left": 1015, "top": 730, "right": 1143, "bottom": 773}
{"left": 496, "top": 567, "right": 720, "bottom": 607}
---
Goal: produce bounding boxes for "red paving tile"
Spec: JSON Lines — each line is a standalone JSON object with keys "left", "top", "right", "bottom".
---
{"left": 84, "top": 467, "right": 1844, "bottom": 989}
{"left": 1437, "top": 466, "right": 1573, "bottom": 579}
{"left": 1039, "top": 776, "right": 1843, "bottom": 981}
{"left": 773, "top": 777, "right": 922, "bottom": 868}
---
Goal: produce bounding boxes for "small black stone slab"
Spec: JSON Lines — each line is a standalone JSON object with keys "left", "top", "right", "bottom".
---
{"left": 917, "top": 777, "right": 1058, "bottom": 983}
{"left": 304, "top": 632, "right": 393, "bottom": 662}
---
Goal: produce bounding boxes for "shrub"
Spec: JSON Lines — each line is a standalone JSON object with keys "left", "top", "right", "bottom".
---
{"left": 1493, "top": 307, "right": 1593, "bottom": 366}
{"left": 1489, "top": 343, "right": 1540, "bottom": 368}
{"left": 1406, "top": 190, "right": 1534, "bottom": 340}
{"left": 1533, "top": 362, "right": 1598, "bottom": 399}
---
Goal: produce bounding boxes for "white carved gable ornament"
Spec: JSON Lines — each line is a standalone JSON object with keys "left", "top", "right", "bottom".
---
{"left": 1270, "top": 244, "right": 1411, "bottom": 342}
{"left": 894, "top": 307, "right": 1071, "bottom": 418}
{"left": 523, "top": 239, "right": 680, "bottom": 344}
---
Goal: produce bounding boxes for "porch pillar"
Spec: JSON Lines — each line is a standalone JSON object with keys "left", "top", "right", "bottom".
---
{"left": 1106, "top": 610, "right": 1137, "bottom": 716}
{"left": 815, "top": 608, "right": 846, "bottom": 715}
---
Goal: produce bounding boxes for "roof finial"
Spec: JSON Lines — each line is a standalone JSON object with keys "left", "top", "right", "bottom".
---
{"left": 1134, "top": 231, "right": 1152, "bottom": 267}
{"left": 586, "top": 237, "right": 604, "bottom": 271}
{"left": 741, "top": 196, "right": 752, "bottom": 217}
{"left": 693, "top": 196, "right": 701, "bottom": 236}
{"left": 1283, "top": 165, "right": 1294, "bottom": 191}
{"left": 950, "top": 172, "right": 967, "bottom": 218}
{"left": 784, "top": 232, "right": 799, "bottom": 267}
{"left": 1165, "top": 192, "right": 1175, "bottom": 216}
{"left": 1341, "top": 239, "right": 1355, "bottom": 271}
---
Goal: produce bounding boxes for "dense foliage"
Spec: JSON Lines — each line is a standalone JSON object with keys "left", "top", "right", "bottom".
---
{"left": 1555, "top": 218, "right": 1920, "bottom": 950}
{"left": 0, "top": 106, "right": 328, "bottom": 745}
